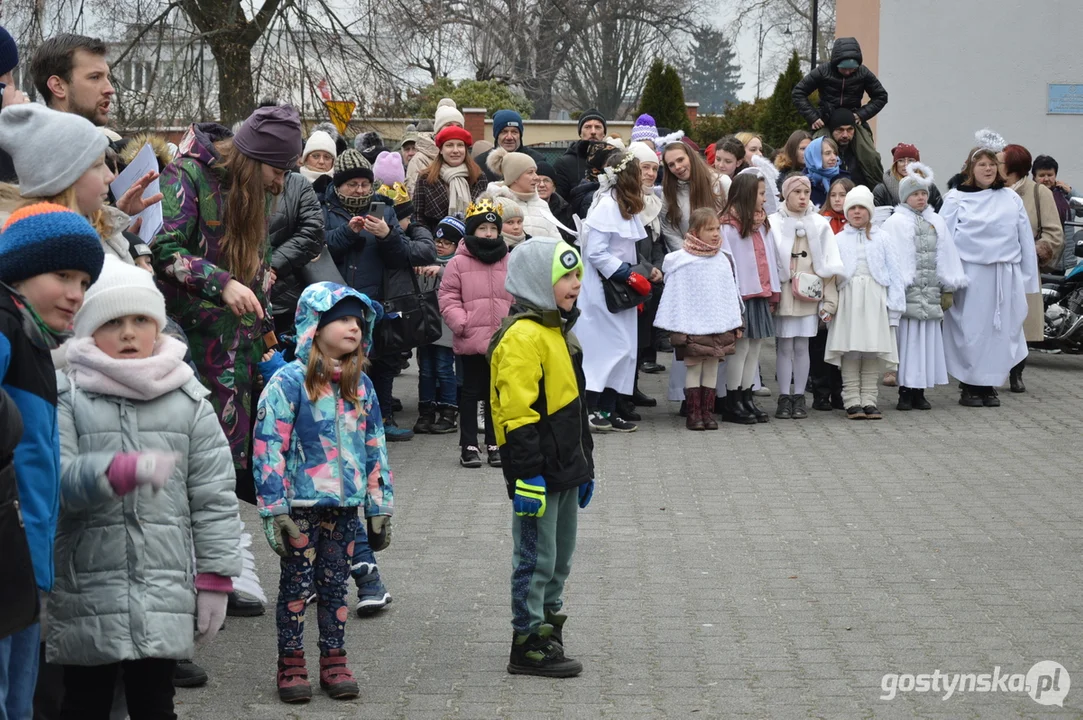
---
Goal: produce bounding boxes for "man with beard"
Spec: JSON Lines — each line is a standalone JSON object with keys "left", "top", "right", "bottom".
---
{"left": 825, "top": 107, "right": 883, "bottom": 190}
{"left": 30, "top": 34, "right": 114, "bottom": 127}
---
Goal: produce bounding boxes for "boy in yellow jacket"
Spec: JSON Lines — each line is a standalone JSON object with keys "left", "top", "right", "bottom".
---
{"left": 488, "top": 236, "right": 595, "bottom": 678}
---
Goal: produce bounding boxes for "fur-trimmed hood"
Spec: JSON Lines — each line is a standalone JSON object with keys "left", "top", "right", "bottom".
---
{"left": 883, "top": 204, "right": 968, "bottom": 292}
{"left": 118, "top": 133, "right": 176, "bottom": 171}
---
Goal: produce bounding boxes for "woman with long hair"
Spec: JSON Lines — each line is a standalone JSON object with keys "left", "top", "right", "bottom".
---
{"left": 774, "top": 130, "right": 813, "bottom": 188}
{"left": 153, "top": 105, "right": 302, "bottom": 505}
{"left": 940, "top": 132, "right": 1039, "bottom": 408}
{"left": 577, "top": 152, "right": 648, "bottom": 432}
{"left": 413, "top": 126, "right": 487, "bottom": 233}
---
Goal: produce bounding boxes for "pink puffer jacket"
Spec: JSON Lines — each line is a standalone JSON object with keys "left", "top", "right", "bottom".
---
{"left": 438, "top": 240, "right": 513, "bottom": 356}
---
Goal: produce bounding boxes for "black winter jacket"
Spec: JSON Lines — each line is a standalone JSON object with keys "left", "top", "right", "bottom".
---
{"left": 269, "top": 172, "right": 325, "bottom": 323}
{"left": 792, "top": 38, "right": 889, "bottom": 126}
{"left": 385, "top": 222, "right": 438, "bottom": 300}
{"left": 553, "top": 141, "right": 594, "bottom": 199}
{"left": 323, "top": 188, "right": 410, "bottom": 301}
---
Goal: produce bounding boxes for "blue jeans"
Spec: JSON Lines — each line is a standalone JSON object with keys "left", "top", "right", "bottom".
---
{"left": 351, "top": 515, "right": 380, "bottom": 584}
{"left": 0, "top": 622, "right": 40, "bottom": 720}
{"left": 418, "top": 345, "right": 457, "bottom": 407}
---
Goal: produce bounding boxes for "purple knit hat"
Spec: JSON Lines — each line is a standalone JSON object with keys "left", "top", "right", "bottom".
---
{"left": 233, "top": 105, "right": 303, "bottom": 169}
{"left": 630, "top": 114, "right": 658, "bottom": 143}
{"left": 372, "top": 150, "right": 406, "bottom": 186}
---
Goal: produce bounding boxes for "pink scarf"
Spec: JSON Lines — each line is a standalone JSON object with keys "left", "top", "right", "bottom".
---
{"left": 65, "top": 335, "right": 195, "bottom": 401}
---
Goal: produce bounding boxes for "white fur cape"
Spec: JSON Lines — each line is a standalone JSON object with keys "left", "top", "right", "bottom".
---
{"left": 881, "top": 204, "right": 969, "bottom": 291}
{"left": 834, "top": 224, "right": 907, "bottom": 314}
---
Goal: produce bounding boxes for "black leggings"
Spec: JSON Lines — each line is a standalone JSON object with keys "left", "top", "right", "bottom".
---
{"left": 459, "top": 354, "right": 496, "bottom": 448}
{"left": 60, "top": 659, "right": 176, "bottom": 720}
{"left": 586, "top": 387, "right": 618, "bottom": 413}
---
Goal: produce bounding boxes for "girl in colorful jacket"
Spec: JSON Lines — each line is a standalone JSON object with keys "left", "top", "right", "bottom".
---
{"left": 438, "top": 199, "right": 514, "bottom": 469}
{"left": 253, "top": 282, "right": 394, "bottom": 704}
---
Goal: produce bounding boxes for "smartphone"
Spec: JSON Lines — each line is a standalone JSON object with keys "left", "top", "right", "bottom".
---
{"left": 368, "top": 201, "right": 386, "bottom": 218}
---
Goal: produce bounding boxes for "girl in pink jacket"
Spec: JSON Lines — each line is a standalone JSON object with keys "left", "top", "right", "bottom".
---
{"left": 438, "top": 200, "right": 514, "bottom": 469}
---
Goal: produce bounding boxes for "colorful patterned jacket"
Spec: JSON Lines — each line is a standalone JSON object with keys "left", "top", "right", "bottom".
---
{"left": 153, "top": 123, "right": 274, "bottom": 480}
{"left": 252, "top": 283, "right": 393, "bottom": 518}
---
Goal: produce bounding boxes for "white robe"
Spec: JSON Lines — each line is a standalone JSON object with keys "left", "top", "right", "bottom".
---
{"left": 577, "top": 192, "right": 644, "bottom": 395}
{"left": 940, "top": 187, "right": 1039, "bottom": 386}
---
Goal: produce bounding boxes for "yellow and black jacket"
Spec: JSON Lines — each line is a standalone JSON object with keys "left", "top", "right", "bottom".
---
{"left": 488, "top": 305, "right": 594, "bottom": 497}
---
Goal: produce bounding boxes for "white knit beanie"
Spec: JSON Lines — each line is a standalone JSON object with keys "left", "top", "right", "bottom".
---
{"left": 301, "top": 130, "right": 338, "bottom": 163}
{"left": 843, "top": 185, "right": 875, "bottom": 216}
{"left": 434, "top": 98, "right": 465, "bottom": 134}
{"left": 628, "top": 141, "right": 658, "bottom": 168}
{"left": 74, "top": 255, "right": 168, "bottom": 338}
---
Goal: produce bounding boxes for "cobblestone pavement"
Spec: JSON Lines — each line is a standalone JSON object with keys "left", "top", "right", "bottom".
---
{"left": 177, "top": 351, "right": 1083, "bottom": 719}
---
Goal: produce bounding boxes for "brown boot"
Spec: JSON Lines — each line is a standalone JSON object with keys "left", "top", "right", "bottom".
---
{"left": 684, "top": 388, "right": 705, "bottom": 431}
{"left": 699, "top": 387, "right": 718, "bottom": 430}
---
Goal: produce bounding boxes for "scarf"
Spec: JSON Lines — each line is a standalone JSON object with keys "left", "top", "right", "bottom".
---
{"left": 503, "top": 232, "right": 527, "bottom": 249}
{"left": 440, "top": 163, "right": 472, "bottom": 215}
{"left": 464, "top": 235, "right": 509, "bottom": 264}
{"left": 336, "top": 186, "right": 372, "bottom": 215}
{"left": 299, "top": 166, "right": 332, "bottom": 184}
{"left": 2, "top": 282, "right": 65, "bottom": 350}
{"left": 641, "top": 191, "right": 663, "bottom": 228}
{"left": 804, "top": 137, "right": 840, "bottom": 194}
{"left": 683, "top": 229, "right": 722, "bottom": 257}
{"left": 65, "top": 335, "right": 194, "bottom": 402}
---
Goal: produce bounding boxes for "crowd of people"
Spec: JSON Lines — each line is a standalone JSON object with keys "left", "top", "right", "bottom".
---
{"left": 0, "top": 27, "right": 1077, "bottom": 718}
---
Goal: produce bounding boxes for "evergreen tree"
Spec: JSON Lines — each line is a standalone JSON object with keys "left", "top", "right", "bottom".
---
{"left": 638, "top": 59, "right": 692, "bottom": 135}
{"left": 682, "top": 25, "right": 743, "bottom": 115}
{"left": 758, "top": 51, "right": 808, "bottom": 147}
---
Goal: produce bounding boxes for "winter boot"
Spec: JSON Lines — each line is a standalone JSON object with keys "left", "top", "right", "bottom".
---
{"left": 355, "top": 570, "right": 392, "bottom": 616}
{"left": 811, "top": 392, "right": 833, "bottom": 412}
{"left": 912, "top": 388, "right": 932, "bottom": 410}
{"left": 430, "top": 404, "right": 458, "bottom": 434}
{"left": 790, "top": 394, "right": 808, "bottom": 419}
{"left": 616, "top": 396, "right": 641, "bottom": 422}
{"left": 277, "top": 650, "right": 312, "bottom": 703}
{"left": 507, "top": 624, "right": 583, "bottom": 678}
{"left": 412, "top": 403, "right": 436, "bottom": 434}
{"left": 1009, "top": 364, "right": 1026, "bottom": 393}
{"left": 774, "top": 394, "right": 792, "bottom": 419}
{"left": 742, "top": 388, "right": 769, "bottom": 423}
{"left": 699, "top": 387, "right": 718, "bottom": 430}
{"left": 545, "top": 610, "right": 569, "bottom": 647}
{"left": 319, "top": 649, "right": 360, "bottom": 699}
{"left": 174, "top": 659, "right": 209, "bottom": 688}
{"left": 897, "top": 387, "right": 913, "bottom": 411}
{"left": 383, "top": 414, "right": 414, "bottom": 442}
{"left": 982, "top": 386, "right": 1001, "bottom": 407}
{"left": 720, "top": 389, "right": 756, "bottom": 425}
{"left": 959, "top": 383, "right": 983, "bottom": 407}
{"left": 684, "top": 388, "right": 705, "bottom": 431}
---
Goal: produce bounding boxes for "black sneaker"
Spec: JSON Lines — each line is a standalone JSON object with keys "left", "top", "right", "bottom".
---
{"left": 486, "top": 445, "right": 502, "bottom": 467}
{"left": 863, "top": 405, "right": 882, "bottom": 420}
{"left": 588, "top": 411, "right": 613, "bottom": 432}
{"left": 608, "top": 414, "right": 638, "bottom": 432}
{"left": 507, "top": 625, "right": 583, "bottom": 678}
{"left": 460, "top": 445, "right": 483, "bottom": 468}
{"left": 640, "top": 361, "right": 666, "bottom": 374}
{"left": 174, "top": 659, "right": 209, "bottom": 688}
{"left": 846, "top": 406, "right": 866, "bottom": 420}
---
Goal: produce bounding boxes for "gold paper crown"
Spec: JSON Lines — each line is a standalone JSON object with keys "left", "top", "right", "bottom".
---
{"left": 465, "top": 198, "right": 503, "bottom": 219}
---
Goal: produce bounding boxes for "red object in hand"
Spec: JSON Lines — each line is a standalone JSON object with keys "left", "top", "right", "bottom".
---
{"left": 627, "top": 272, "right": 651, "bottom": 296}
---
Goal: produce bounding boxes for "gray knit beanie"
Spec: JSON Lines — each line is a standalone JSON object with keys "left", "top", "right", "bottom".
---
{"left": 0, "top": 104, "right": 109, "bottom": 197}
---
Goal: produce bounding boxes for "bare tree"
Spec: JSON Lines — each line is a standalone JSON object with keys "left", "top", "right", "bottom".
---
{"left": 732, "top": 0, "right": 836, "bottom": 76}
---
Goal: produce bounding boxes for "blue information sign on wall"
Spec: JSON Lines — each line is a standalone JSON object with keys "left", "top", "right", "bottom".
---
{"left": 1048, "top": 84, "right": 1083, "bottom": 114}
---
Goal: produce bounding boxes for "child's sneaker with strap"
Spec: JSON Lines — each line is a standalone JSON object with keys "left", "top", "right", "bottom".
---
{"left": 319, "top": 649, "right": 360, "bottom": 699}
{"left": 277, "top": 650, "right": 312, "bottom": 703}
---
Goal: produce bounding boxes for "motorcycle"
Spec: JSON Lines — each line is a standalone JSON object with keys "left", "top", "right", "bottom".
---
{"left": 1039, "top": 198, "right": 1083, "bottom": 352}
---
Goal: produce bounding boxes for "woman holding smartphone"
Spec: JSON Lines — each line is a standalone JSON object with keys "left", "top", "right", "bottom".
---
{"left": 322, "top": 147, "right": 415, "bottom": 440}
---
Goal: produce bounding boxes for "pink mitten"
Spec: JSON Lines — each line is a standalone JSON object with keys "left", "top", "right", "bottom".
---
{"left": 107, "top": 451, "right": 177, "bottom": 496}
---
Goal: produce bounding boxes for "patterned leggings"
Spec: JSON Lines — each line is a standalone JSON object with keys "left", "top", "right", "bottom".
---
{"left": 276, "top": 507, "right": 359, "bottom": 655}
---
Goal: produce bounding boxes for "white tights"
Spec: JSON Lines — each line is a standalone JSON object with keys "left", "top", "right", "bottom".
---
{"left": 684, "top": 357, "right": 720, "bottom": 389}
{"left": 725, "top": 337, "right": 764, "bottom": 391}
{"left": 776, "top": 337, "right": 811, "bottom": 395}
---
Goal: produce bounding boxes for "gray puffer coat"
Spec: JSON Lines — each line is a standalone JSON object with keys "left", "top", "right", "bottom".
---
{"left": 903, "top": 216, "right": 944, "bottom": 321}
{"left": 47, "top": 372, "right": 241, "bottom": 665}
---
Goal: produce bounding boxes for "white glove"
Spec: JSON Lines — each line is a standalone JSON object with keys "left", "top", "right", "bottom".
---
{"left": 196, "top": 590, "right": 228, "bottom": 644}
{"left": 135, "top": 451, "right": 179, "bottom": 492}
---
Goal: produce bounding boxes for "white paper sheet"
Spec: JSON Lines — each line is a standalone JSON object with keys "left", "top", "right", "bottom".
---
{"left": 109, "top": 142, "right": 163, "bottom": 245}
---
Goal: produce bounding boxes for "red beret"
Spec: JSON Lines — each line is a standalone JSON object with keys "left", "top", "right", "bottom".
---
{"left": 892, "top": 143, "right": 920, "bottom": 162}
{"left": 435, "top": 125, "right": 474, "bottom": 149}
